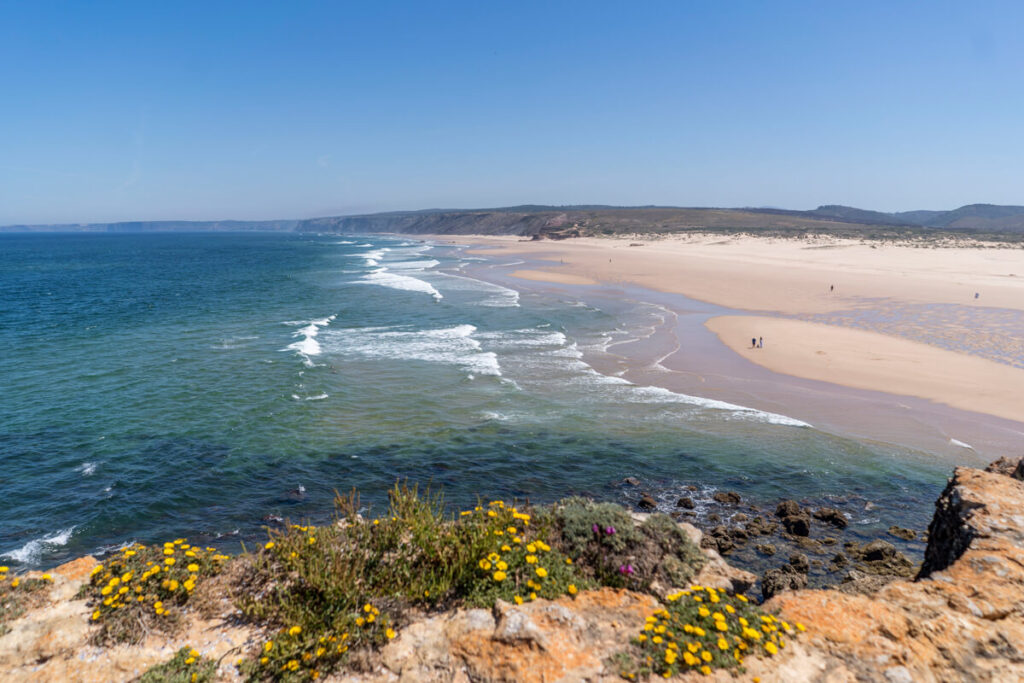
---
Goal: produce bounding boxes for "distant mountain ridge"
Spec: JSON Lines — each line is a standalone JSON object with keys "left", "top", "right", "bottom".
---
{"left": 6, "top": 204, "right": 1024, "bottom": 236}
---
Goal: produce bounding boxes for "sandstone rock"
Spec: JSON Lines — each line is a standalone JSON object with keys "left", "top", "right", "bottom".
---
{"left": 812, "top": 507, "right": 848, "bottom": 529}
{"left": 761, "top": 565, "right": 808, "bottom": 600}
{"left": 732, "top": 512, "right": 748, "bottom": 523}
{"left": 789, "top": 553, "right": 810, "bottom": 574}
{"left": 983, "top": 455, "right": 1024, "bottom": 480}
{"left": 887, "top": 525, "right": 916, "bottom": 541}
{"left": 775, "top": 500, "right": 803, "bottom": 518}
{"left": 637, "top": 494, "right": 657, "bottom": 511}
{"left": 756, "top": 543, "right": 777, "bottom": 556}
{"left": 768, "top": 465, "right": 1024, "bottom": 681}
{"left": 621, "top": 477, "right": 641, "bottom": 486}
{"left": 675, "top": 496, "right": 695, "bottom": 509}
{"left": 782, "top": 515, "right": 811, "bottom": 537}
{"left": 712, "top": 491, "right": 741, "bottom": 504}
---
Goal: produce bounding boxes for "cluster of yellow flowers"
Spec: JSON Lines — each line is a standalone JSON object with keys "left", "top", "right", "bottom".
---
{"left": 624, "top": 585, "right": 806, "bottom": 678}
{"left": 85, "top": 539, "right": 224, "bottom": 626}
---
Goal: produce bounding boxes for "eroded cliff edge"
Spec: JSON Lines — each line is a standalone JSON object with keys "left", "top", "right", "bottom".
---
{"left": 1, "top": 459, "right": 1022, "bottom": 682}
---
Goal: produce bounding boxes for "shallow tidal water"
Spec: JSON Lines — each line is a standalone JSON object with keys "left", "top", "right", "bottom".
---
{"left": 0, "top": 233, "right": 956, "bottom": 569}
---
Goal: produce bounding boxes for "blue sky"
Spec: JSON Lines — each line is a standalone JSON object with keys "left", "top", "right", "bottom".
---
{"left": 2, "top": 1, "right": 1022, "bottom": 223}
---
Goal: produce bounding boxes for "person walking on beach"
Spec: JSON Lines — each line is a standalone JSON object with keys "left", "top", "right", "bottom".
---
{"left": 758, "top": 336, "right": 763, "bottom": 348}
{"left": 830, "top": 284, "right": 834, "bottom": 293}
{"left": 752, "top": 337, "right": 757, "bottom": 349}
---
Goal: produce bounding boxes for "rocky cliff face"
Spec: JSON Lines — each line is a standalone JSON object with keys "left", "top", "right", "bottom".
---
{"left": 2, "top": 460, "right": 1023, "bottom": 682}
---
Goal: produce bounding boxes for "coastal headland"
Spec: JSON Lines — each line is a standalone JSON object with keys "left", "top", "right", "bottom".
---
{"left": 458, "top": 233, "right": 1024, "bottom": 431}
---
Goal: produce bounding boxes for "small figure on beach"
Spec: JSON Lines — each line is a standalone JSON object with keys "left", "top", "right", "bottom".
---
{"left": 830, "top": 284, "right": 834, "bottom": 292}
{"left": 752, "top": 337, "right": 757, "bottom": 348}
{"left": 759, "top": 336, "right": 763, "bottom": 348}
{"left": 975, "top": 292, "right": 979, "bottom": 299}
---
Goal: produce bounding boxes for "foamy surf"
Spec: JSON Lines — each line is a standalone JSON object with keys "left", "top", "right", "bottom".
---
{"left": 76, "top": 462, "right": 97, "bottom": 476}
{"left": 282, "top": 315, "right": 336, "bottom": 366}
{"left": 359, "top": 268, "right": 443, "bottom": 301}
{"left": 629, "top": 386, "right": 812, "bottom": 427}
{"left": 322, "top": 323, "right": 500, "bottom": 376}
{"left": 949, "top": 438, "right": 974, "bottom": 450}
{"left": 2, "top": 527, "right": 75, "bottom": 564}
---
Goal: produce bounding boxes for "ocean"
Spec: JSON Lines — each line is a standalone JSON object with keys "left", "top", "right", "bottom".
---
{"left": 0, "top": 233, "right": 954, "bottom": 570}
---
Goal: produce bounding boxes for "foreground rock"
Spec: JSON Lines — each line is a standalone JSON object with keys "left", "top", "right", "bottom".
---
{"left": 767, "top": 460, "right": 1024, "bottom": 681}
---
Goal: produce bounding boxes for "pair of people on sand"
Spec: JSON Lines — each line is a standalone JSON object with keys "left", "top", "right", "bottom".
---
{"left": 751, "top": 337, "right": 763, "bottom": 349}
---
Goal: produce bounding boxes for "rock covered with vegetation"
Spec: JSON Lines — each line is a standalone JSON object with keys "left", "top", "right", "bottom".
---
{"left": 1, "top": 459, "right": 1023, "bottom": 681}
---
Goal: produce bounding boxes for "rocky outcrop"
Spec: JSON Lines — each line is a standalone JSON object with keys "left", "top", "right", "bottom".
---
{"left": 2, "top": 459, "right": 1023, "bottom": 682}
{"left": 767, "top": 459, "right": 1024, "bottom": 681}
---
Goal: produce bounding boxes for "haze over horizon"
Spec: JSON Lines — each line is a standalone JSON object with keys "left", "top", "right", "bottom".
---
{"left": 2, "top": 2, "right": 1023, "bottom": 225}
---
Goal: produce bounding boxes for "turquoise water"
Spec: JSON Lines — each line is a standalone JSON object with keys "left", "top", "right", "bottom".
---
{"left": 0, "top": 233, "right": 949, "bottom": 568}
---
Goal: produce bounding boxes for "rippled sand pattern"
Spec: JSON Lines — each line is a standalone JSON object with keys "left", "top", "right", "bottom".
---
{"left": 795, "top": 302, "right": 1024, "bottom": 370}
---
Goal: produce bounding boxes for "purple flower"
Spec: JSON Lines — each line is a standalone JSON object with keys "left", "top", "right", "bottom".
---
{"left": 605, "top": 526, "right": 616, "bottom": 535}
{"left": 592, "top": 523, "right": 600, "bottom": 534}
{"left": 618, "top": 564, "right": 635, "bottom": 575}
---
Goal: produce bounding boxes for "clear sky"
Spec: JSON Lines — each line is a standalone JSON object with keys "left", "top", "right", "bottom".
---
{"left": 2, "top": 1, "right": 1023, "bottom": 224}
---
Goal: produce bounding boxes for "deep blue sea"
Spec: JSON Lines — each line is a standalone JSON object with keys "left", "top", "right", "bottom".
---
{"left": 0, "top": 233, "right": 951, "bottom": 569}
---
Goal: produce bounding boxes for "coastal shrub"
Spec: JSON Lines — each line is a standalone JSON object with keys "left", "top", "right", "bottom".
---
{"left": 81, "top": 540, "right": 228, "bottom": 644}
{"left": 614, "top": 585, "right": 806, "bottom": 679}
{"left": 235, "top": 484, "right": 589, "bottom": 681}
{"left": 544, "top": 498, "right": 704, "bottom": 591}
{"left": 139, "top": 646, "right": 218, "bottom": 683}
{"left": 0, "top": 566, "right": 52, "bottom": 635}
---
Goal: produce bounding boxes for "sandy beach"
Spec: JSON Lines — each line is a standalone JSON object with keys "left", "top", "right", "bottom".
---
{"left": 458, "top": 234, "right": 1024, "bottom": 426}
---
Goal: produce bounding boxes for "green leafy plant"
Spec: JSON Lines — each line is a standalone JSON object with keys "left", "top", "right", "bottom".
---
{"left": 139, "top": 646, "right": 218, "bottom": 683}
{"left": 0, "top": 567, "right": 52, "bottom": 635}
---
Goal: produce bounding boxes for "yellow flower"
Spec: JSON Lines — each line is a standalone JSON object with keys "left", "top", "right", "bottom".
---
{"left": 41, "top": 573, "right": 53, "bottom": 581}
{"left": 683, "top": 651, "right": 698, "bottom": 666}
{"left": 496, "top": 561, "right": 508, "bottom": 571}
{"left": 165, "top": 558, "right": 176, "bottom": 566}
{"left": 260, "top": 657, "right": 268, "bottom": 665}
{"left": 479, "top": 559, "right": 492, "bottom": 570}
{"left": 487, "top": 553, "right": 500, "bottom": 562}
{"left": 514, "top": 595, "right": 523, "bottom": 605}
{"left": 287, "top": 660, "right": 299, "bottom": 671}
{"left": 385, "top": 628, "right": 396, "bottom": 639}
{"left": 796, "top": 622, "right": 806, "bottom": 632}
{"left": 185, "top": 657, "right": 195, "bottom": 664}
{"left": 652, "top": 636, "right": 663, "bottom": 644}
{"left": 501, "top": 545, "right": 512, "bottom": 552}
{"left": 665, "top": 649, "right": 677, "bottom": 664}
{"left": 289, "top": 625, "right": 302, "bottom": 636}
{"left": 715, "top": 621, "right": 728, "bottom": 632}
{"left": 493, "top": 570, "right": 507, "bottom": 582}
{"left": 168, "top": 580, "right": 179, "bottom": 591}
{"left": 91, "top": 610, "right": 101, "bottom": 621}
{"left": 717, "top": 638, "right": 728, "bottom": 650}
{"left": 568, "top": 584, "right": 577, "bottom": 595}
{"left": 264, "top": 641, "right": 274, "bottom": 652}
{"left": 164, "top": 548, "right": 174, "bottom": 556}
{"left": 565, "top": 558, "right": 573, "bottom": 564}
{"left": 529, "top": 592, "right": 537, "bottom": 601}
{"left": 507, "top": 526, "right": 516, "bottom": 534}
{"left": 700, "top": 665, "right": 711, "bottom": 675}
{"left": 363, "top": 603, "right": 373, "bottom": 613}
{"left": 525, "top": 555, "right": 538, "bottom": 564}
{"left": 264, "top": 542, "right": 275, "bottom": 550}
{"left": 535, "top": 567, "right": 547, "bottom": 578}
{"left": 765, "top": 641, "right": 778, "bottom": 655}
{"left": 187, "top": 563, "right": 199, "bottom": 573}
{"left": 355, "top": 617, "right": 365, "bottom": 626}
{"left": 308, "top": 536, "right": 316, "bottom": 544}
{"left": 698, "top": 606, "right": 710, "bottom": 618}
{"left": 701, "top": 650, "right": 712, "bottom": 662}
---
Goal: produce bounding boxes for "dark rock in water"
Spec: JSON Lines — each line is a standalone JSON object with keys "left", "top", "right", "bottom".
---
{"left": 775, "top": 500, "right": 803, "bottom": 518}
{"left": 670, "top": 511, "right": 683, "bottom": 520}
{"left": 888, "top": 525, "right": 916, "bottom": 541}
{"left": 781, "top": 515, "right": 811, "bottom": 537}
{"left": 676, "top": 496, "right": 695, "bottom": 510}
{"left": 756, "top": 543, "right": 777, "bottom": 556}
{"left": 284, "top": 485, "right": 307, "bottom": 502}
{"left": 984, "top": 456, "right": 1024, "bottom": 480}
{"left": 732, "top": 513, "right": 749, "bottom": 523}
{"left": 745, "top": 517, "right": 777, "bottom": 536}
{"left": 707, "top": 513, "right": 721, "bottom": 523}
{"left": 638, "top": 494, "right": 657, "bottom": 510}
{"left": 838, "top": 568, "right": 900, "bottom": 596}
{"left": 685, "top": 485, "right": 699, "bottom": 492}
{"left": 713, "top": 491, "right": 742, "bottom": 505}
{"left": 789, "top": 553, "right": 810, "bottom": 574}
{"left": 728, "top": 527, "right": 749, "bottom": 543}
{"left": 707, "top": 525, "right": 735, "bottom": 554}
{"left": 622, "top": 477, "right": 642, "bottom": 487}
{"left": 791, "top": 536, "right": 823, "bottom": 553}
{"left": 811, "top": 559, "right": 823, "bottom": 568}
{"left": 761, "top": 565, "right": 807, "bottom": 600}
{"left": 813, "top": 507, "right": 849, "bottom": 529}
{"left": 822, "top": 537, "right": 838, "bottom": 545}
{"left": 829, "top": 552, "right": 849, "bottom": 571}
{"left": 847, "top": 540, "right": 916, "bottom": 577}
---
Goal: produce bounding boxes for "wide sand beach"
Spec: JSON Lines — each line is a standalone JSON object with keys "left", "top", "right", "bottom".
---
{"left": 452, "top": 233, "right": 1024, "bottom": 451}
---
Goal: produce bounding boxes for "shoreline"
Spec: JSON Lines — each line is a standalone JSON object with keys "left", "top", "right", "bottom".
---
{"left": 427, "top": 233, "right": 1024, "bottom": 461}
{"left": 443, "top": 233, "right": 1024, "bottom": 433}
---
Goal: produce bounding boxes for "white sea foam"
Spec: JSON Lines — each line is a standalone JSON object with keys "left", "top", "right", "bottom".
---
{"left": 322, "top": 324, "right": 500, "bottom": 376}
{"left": 359, "top": 268, "right": 443, "bottom": 301}
{"left": 949, "top": 438, "right": 974, "bottom": 450}
{"left": 386, "top": 259, "right": 441, "bottom": 270}
{"left": 281, "top": 315, "right": 336, "bottom": 366}
{"left": 432, "top": 272, "right": 521, "bottom": 307}
{"left": 335, "top": 240, "right": 356, "bottom": 245}
{"left": 628, "top": 386, "right": 812, "bottom": 427}
{"left": 2, "top": 527, "right": 75, "bottom": 564}
{"left": 77, "top": 462, "right": 97, "bottom": 476}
